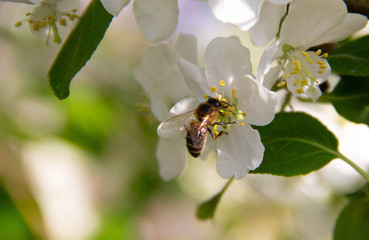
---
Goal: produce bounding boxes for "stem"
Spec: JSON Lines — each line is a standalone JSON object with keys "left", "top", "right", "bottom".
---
{"left": 338, "top": 153, "right": 369, "bottom": 183}
{"left": 220, "top": 176, "right": 234, "bottom": 195}
{"left": 281, "top": 92, "right": 292, "bottom": 112}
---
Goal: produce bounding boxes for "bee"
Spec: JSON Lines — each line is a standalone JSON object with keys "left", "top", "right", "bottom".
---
{"left": 159, "top": 97, "right": 234, "bottom": 158}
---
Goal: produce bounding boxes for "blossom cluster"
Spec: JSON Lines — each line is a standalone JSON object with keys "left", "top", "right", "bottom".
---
{"left": 4, "top": 0, "right": 367, "bottom": 180}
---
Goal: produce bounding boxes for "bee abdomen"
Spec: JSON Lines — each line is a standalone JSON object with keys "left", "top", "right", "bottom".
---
{"left": 186, "top": 133, "right": 205, "bottom": 158}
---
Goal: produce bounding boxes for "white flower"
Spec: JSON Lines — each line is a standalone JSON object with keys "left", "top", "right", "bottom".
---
{"left": 208, "top": 0, "right": 292, "bottom": 46}
{"left": 158, "top": 37, "right": 277, "bottom": 180}
{"left": 4, "top": 0, "right": 80, "bottom": 44}
{"left": 100, "top": 0, "right": 179, "bottom": 42}
{"left": 258, "top": 0, "right": 368, "bottom": 101}
{"left": 133, "top": 33, "right": 197, "bottom": 122}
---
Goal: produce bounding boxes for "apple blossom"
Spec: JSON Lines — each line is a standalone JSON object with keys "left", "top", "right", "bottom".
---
{"left": 208, "top": 0, "right": 292, "bottom": 46}
{"left": 2, "top": 0, "right": 79, "bottom": 44}
{"left": 158, "top": 37, "right": 277, "bottom": 180}
{"left": 100, "top": 0, "right": 178, "bottom": 42}
{"left": 257, "top": 0, "right": 368, "bottom": 101}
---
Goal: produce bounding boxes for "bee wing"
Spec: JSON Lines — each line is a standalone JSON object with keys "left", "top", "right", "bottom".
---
{"left": 159, "top": 111, "right": 196, "bottom": 131}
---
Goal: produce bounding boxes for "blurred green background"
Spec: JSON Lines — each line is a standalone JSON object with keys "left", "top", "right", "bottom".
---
{"left": 0, "top": 1, "right": 368, "bottom": 240}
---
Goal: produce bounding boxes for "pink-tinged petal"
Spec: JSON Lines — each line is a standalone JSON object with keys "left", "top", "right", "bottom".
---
{"left": 156, "top": 138, "right": 186, "bottom": 180}
{"left": 250, "top": 2, "right": 286, "bottom": 46}
{"left": 310, "top": 13, "right": 368, "bottom": 47}
{"left": 204, "top": 37, "right": 252, "bottom": 87}
{"left": 174, "top": 33, "right": 198, "bottom": 65}
{"left": 233, "top": 75, "right": 277, "bottom": 126}
{"left": 208, "top": 0, "right": 262, "bottom": 29}
{"left": 100, "top": 0, "right": 130, "bottom": 16}
{"left": 133, "top": 0, "right": 179, "bottom": 42}
{"left": 217, "top": 124, "right": 264, "bottom": 179}
{"left": 281, "top": 0, "right": 347, "bottom": 48}
{"left": 178, "top": 59, "right": 213, "bottom": 101}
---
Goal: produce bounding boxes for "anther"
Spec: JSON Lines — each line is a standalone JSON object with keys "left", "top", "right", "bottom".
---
{"left": 240, "top": 122, "right": 245, "bottom": 126}
{"left": 322, "top": 53, "right": 328, "bottom": 58}
{"left": 219, "top": 80, "right": 226, "bottom": 86}
{"left": 314, "top": 49, "right": 322, "bottom": 55}
{"left": 232, "top": 89, "right": 236, "bottom": 99}
{"left": 301, "top": 51, "right": 309, "bottom": 57}
{"left": 307, "top": 58, "right": 313, "bottom": 64}
{"left": 242, "top": 112, "right": 247, "bottom": 117}
{"left": 211, "top": 87, "right": 217, "bottom": 92}
{"left": 283, "top": 74, "right": 291, "bottom": 79}
{"left": 14, "top": 21, "right": 22, "bottom": 27}
{"left": 294, "top": 79, "right": 299, "bottom": 86}
{"left": 296, "top": 88, "right": 303, "bottom": 94}
{"left": 317, "top": 60, "right": 325, "bottom": 65}
{"left": 277, "top": 81, "right": 286, "bottom": 87}
{"left": 318, "top": 70, "right": 325, "bottom": 74}
{"left": 203, "top": 94, "right": 208, "bottom": 99}
{"left": 319, "top": 65, "right": 327, "bottom": 69}
{"left": 59, "top": 18, "right": 67, "bottom": 26}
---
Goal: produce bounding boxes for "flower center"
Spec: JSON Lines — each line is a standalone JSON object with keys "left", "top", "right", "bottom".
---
{"left": 278, "top": 45, "right": 329, "bottom": 94}
{"left": 14, "top": 2, "right": 79, "bottom": 45}
{"left": 204, "top": 80, "right": 247, "bottom": 136}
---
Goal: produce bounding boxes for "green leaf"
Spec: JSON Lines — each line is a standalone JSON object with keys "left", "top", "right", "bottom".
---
{"left": 334, "top": 184, "right": 369, "bottom": 240}
{"left": 327, "top": 55, "right": 369, "bottom": 76}
{"left": 196, "top": 178, "right": 233, "bottom": 220}
{"left": 323, "top": 76, "right": 369, "bottom": 125}
{"left": 48, "top": 0, "right": 113, "bottom": 99}
{"left": 251, "top": 112, "right": 338, "bottom": 176}
{"left": 328, "top": 34, "right": 369, "bottom": 76}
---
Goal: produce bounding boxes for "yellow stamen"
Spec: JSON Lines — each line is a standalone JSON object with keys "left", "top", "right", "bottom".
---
{"left": 240, "top": 122, "right": 245, "bottom": 126}
{"left": 322, "top": 53, "right": 328, "bottom": 58}
{"left": 14, "top": 21, "right": 22, "bottom": 27}
{"left": 317, "top": 60, "right": 325, "bottom": 65}
{"left": 225, "top": 112, "right": 233, "bottom": 117}
{"left": 296, "top": 88, "right": 303, "bottom": 94}
{"left": 294, "top": 79, "right": 299, "bottom": 86}
{"left": 307, "top": 58, "right": 313, "bottom": 64}
{"left": 300, "top": 80, "right": 307, "bottom": 86}
{"left": 214, "top": 130, "right": 219, "bottom": 136}
{"left": 318, "top": 70, "right": 325, "bottom": 74}
{"left": 314, "top": 49, "right": 322, "bottom": 55}
{"left": 319, "top": 65, "right": 327, "bottom": 69}
{"left": 301, "top": 51, "right": 309, "bottom": 57}
{"left": 277, "top": 81, "right": 286, "bottom": 87}
{"left": 242, "top": 112, "right": 247, "bottom": 117}
{"left": 211, "top": 87, "right": 217, "bottom": 92}
{"left": 219, "top": 80, "right": 226, "bottom": 86}
{"left": 228, "top": 106, "right": 235, "bottom": 112}
{"left": 232, "top": 89, "right": 236, "bottom": 99}
{"left": 291, "top": 69, "right": 298, "bottom": 75}
{"left": 203, "top": 94, "right": 208, "bottom": 99}
{"left": 59, "top": 18, "right": 67, "bottom": 26}
{"left": 283, "top": 74, "right": 291, "bottom": 79}
{"left": 217, "top": 95, "right": 222, "bottom": 101}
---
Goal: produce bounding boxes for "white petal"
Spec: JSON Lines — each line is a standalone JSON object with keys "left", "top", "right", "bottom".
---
{"left": 156, "top": 138, "right": 186, "bottom": 180}
{"left": 174, "top": 33, "right": 198, "bottom": 65}
{"left": 268, "top": 0, "right": 292, "bottom": 4}
{"left": 133, "top": 0, "right": 179, "bottom": 42}
{"left": 150, "top": 94, "right": 170, "bottom": 122}
{"left": 169, "top": 97, "right": 199, "bottom": 116}
{"left": 2, "top": 0, "right": 34, "bottom": 4}
{"left": 249, "top": 2, "right": 286, "bottom": 47}
{"left": 234, "top": 75, "right": 277, "bottom": 126}
{"left": 262, "top": 65, "right": 283, "bottom": 89}
{"left": 204, "top": 37, "right": 252, "bottom": 87}
{"left": 134, "top": 43, "right": 191, "bottom": 115}
{"left": 217, "top": 124, "right": 264, "bottom": 179}
{"left": 178, "top": 59, "right": 213, "bottom": 101}
{"left": 100, "top": 0, "right": 130, "bottom": 16}
{"left": 257, "top": 39, "right": 281, "bottom": 84}
{"left": 310, "top": 13, "right": 368, "bottom": 47}
{"left": 280, "top": 0, "right": 347, "bottom": 48}
{"left": 208, "top": 0, "right": 262, "bottom": 29}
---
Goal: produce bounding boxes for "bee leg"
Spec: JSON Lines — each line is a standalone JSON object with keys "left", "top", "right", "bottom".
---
{"left": 213, "top": 121, "right": 236, "bottom": 126}
{"left": 207, "top": 127, "right": 228, "bottom": 140}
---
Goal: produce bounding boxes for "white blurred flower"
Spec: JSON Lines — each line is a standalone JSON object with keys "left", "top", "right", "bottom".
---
{"left": 157, "top": 37, "right": 277, "bottom": 180}
{"left": 208, "top": 0, "right": 292, "bottom": 46}
{"left": 3, "top": 0, "right": 80, "bottom": 44}
{"left": 258, "top": 0, "right": 368, "bottom": 101}
{"left": 100, "top": 0, "right": 179, "bottom": 42}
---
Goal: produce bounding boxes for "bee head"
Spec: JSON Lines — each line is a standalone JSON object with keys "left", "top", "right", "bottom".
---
{"left": 207, "top": 97, "right": 231, "bottom": 109}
